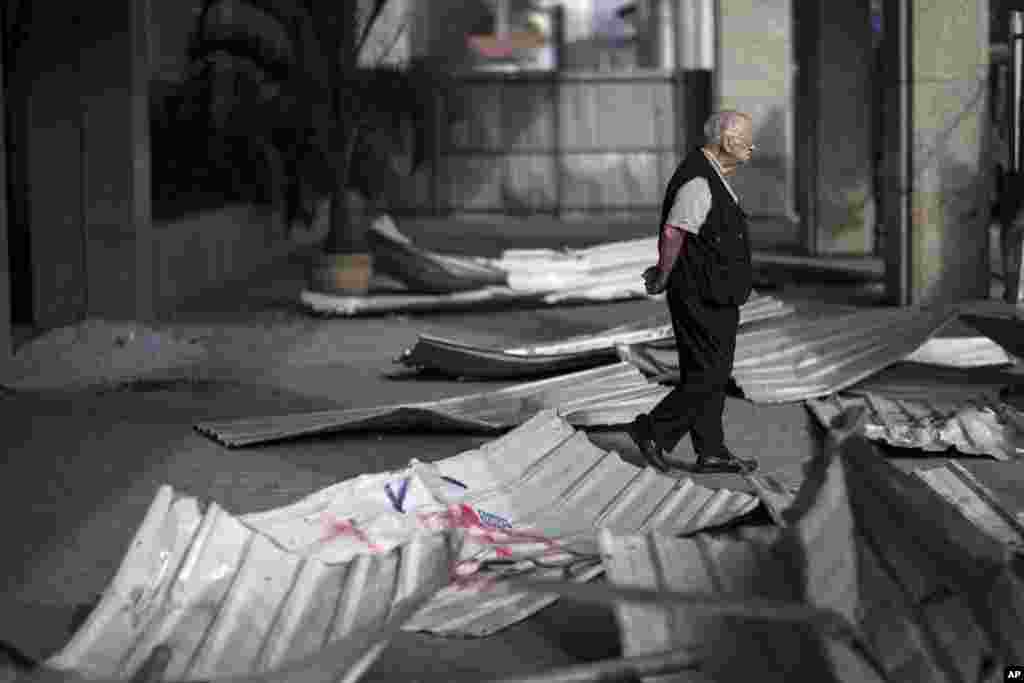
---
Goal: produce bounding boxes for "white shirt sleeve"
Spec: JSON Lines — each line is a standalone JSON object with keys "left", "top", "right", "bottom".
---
{"left": 665, "top": 178, "right": 712, "bottom": 235}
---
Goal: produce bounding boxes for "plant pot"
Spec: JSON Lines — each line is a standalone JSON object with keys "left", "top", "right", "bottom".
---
{"left": 309, "top": 252, "right": 374, "bottom": 295}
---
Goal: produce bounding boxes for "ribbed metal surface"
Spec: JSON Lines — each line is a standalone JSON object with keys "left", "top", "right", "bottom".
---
{"left": 903, "top": 336, "right": 1015, "bottom": 367}
{"left": 842, "top": 362, "right": 1020, "bottom": 402}
{"left": 301, "top": 286, "right": 544, "bottom": 317}
{"left": 300, "top": 237, "right": 662, "bottom": 316}
{"left": 367, "top": 219, "right": 509, "bottom": 294}
{"left": 232, "top": 411, "right": 756, "bottom": 638}
{"left": 302, "top": 237, "right": 821, "bottom": 316}
{"left": 915, "top": 462, "right": 1024, "bottom": 551}
{"left": 600, "top": 527, "right": 881, "bottom": 683}
{"left": 806, "top": 378, "right": 1015, "bottom": 458}
{"left": 489, "top": 238, "right": 657, "bottom": 294}
{"left": 398, "top": 294, "right": 794, "bottom": 379}
{"left": 397, "top": 292, "right": 790, "bottom": 378}
{"left": 961, "top": 313, "right": 1024, "bottom": 360}
{"left": 600, "top": 431, "right": 1024, "bottom": 683}
{"left": 195, "top": 362, "right": 666, "bottom": 447}
{"left": 618, "top": 306, "right": 958, "bottom": 403}
{"left": 50, "top": 413, "right": 758, "bottom": 678}
{"left": 46, "top": 487, "right": 453, "bottom": 682}
{"left": 401, "top": 412, "right": 761, "bottom": 636}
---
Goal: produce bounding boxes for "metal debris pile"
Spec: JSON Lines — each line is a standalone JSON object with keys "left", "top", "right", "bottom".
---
{"left": 302, "top": 218, "right": 667, "bottom": 316}
{"left": 176, "top": 263, "right": 1024, "bottom": 681}
{"left": 397, "top": 291, "right": 793, "bottom": 379}
{"left": 199, "top": 304, "right": 1024, "bottom": 466}
{"left": 592, "top": 411, "right": 1024, "bottom": 682}
{"left": 615, "top": 305, "right": 1024, "bottom": 460}
{"left": 48, "top": 412, "right": 759, "bottom": 681}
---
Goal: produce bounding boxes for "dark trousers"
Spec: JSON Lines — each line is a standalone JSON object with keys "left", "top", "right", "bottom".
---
{"left": 647, "top": 281, "right": 740, "bottom": 456}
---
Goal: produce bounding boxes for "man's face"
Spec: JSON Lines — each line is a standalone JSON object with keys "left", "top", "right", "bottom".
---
{"left": 723, "top": 119, "right": 755, "bottom": 165}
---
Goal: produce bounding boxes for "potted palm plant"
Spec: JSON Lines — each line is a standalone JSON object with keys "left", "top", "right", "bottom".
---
{"left": 186, "top": 0, "right": 458, "bottom": 294}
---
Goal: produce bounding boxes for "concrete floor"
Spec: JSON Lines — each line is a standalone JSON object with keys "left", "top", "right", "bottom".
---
{"left": 0, "top": 224, "right": 1020, "bottom": 681}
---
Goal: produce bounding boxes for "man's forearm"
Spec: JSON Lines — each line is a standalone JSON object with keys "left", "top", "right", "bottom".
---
{"left": 657, "top": 224, "right": 687, "bottom": 274}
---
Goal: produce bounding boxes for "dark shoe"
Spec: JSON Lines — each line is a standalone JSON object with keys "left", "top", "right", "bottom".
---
{"left": 628, "top": 415, "right": 673, "bottom": 472}
{"left": 694, "top": 447, "right": 758, "bottom": 474}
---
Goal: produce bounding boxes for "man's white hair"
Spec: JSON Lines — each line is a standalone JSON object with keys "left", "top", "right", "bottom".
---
{"left": 703, "top": 110, "right": 750, "bottom": 145}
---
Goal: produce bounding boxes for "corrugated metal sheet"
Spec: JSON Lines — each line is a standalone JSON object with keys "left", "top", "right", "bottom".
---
{"left": 302, "top": 237, "right": 663, "bottom": 316}
{"left": 599, "top": 530, "right": 879, "bottom": 683}
{"left": 46, "top": 487, "right": 453, "bottom": 682}
{"left": 302, "top": 286, "right": 544, "bottom": 317}
{"left": 398, "top": 413, "right": 761, "bottom": 637}
{"left": 367, "top": 216, "right": 508, "bottom": 294}
{"left": 49, "top": 413, "right": 758, "bottom": 678}
{"left": 961, "top": 313, "right": 1024, "bottom": 359}
{"left": 302, "top": 224, "right": 894, "bottom": 317}
{"left": 195, "top": 362, "right": 666, "bottom": 447}
{"left": 915, "top": 462, "right": 1024, "bottom": 551}
{"left": 805, "top": 362, "right": 1023, "bottom": 460}
{"left": 903, "top": 336, "right": 1015, "bottom": 367}
{"left": 398, "top": 294, "right": 794, "bottom": 379}
{"left": 489, "top": 237, "right": 654, "bottom": 293}
{"left": 840, "top": 361, "right": 1020, "bottom": 402}
{"left": 598, "top": 425, "right": 1024, "bottom": 683}
{"left": 618, "top": 306, "right": 958, "bottom": 403}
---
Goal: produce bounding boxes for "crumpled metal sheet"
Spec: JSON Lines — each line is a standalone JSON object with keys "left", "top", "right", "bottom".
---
{"left": 599, "top": 529, "right": 879, "bottom": 683}
{"left": 839, "top": 361, "right": 1021, "bottom": 402}
{"left": 618, "top": 306, "right": 958, "bottom": 403}
{"left": 195, "top": 362, "right": 666, "bottom": 447}
{"left": 600, "top": 426, "right": 1024, "bottom": 683}
{"left": 915, "top": 462, "right": 1024, "bottom": 552}
{"left": 961, "top": 313, "right": 1024, "bottom": 360}
{"left": 367, "top": 216, "right": 509, "bottom": 294}
{"left": 487, "top": 238, "right": 655, "bottom": 293}
{"left": 50, "top": 413, "right": 759, "bottom": 678}
{"left": 45, "top": 487, "right": 454, "bottom": 683}
{"left": 806, "top": 389, "right": 1022, "bottom": 461}
{"left": 903, "top": 336, "right": 1015, "bottom": 367}
{"left": 301, "top": 286, "right": 545, "bottom": 317}
{"left": 300, "top": 237, "right": 661, "bottom": 316}
{"left": 400, "top": 412, "right": 761, "bottom": 637}
{"left": 398, "top": 294, "right": 794, "bottom": 380}
{"left": 233, "top": 410, "right": 758, "bottom": 638}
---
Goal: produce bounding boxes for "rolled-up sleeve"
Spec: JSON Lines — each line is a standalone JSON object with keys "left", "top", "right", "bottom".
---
{"left": 666, "top": 178, "right": 712, "bottom": 235}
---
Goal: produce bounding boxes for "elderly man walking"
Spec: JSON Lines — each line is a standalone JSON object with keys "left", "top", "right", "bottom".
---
{"left": 628, "top": 110, "right": 759, "bottom": 474}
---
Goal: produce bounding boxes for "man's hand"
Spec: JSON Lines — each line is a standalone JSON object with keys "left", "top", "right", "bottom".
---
{"left": 643, "top": 265, "right": 669, "bottom": 295}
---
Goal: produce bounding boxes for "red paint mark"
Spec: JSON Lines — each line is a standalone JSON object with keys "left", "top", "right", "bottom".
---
{"left": 449, "top": 560, "right": 501, "bottom": 591}
{"left": 416, "top": 504, "right": 569, "bottom": 592}
{"left": 417, "top": 504, "right": 560, "bottom": 551}
{"left": 320, "top": 514, "right": 383, "bottom": 553}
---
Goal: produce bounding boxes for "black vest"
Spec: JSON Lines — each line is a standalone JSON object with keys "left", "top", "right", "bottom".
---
{"left": 659, "top": 148, "right": 753, "bottom": 306}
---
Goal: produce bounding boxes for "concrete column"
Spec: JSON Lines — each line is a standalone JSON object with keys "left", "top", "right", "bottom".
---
{"left": 797, "top": 0, "right": 875, "bottom": 255}
{"left": 653, "top": 0, "right": 676, "bottom": 69}
{"left": 884, "top": 0, "right": 991, "bottom": 304}
{"left": 717, "top": 0, "right": 798, "bottom": 246}
{"left": 676, "top": 0, "right": 715, "bottom": 71}
{"left": 79, "top": 0, "right": 155, "bottom": 320}
{"left": 0, "top": 18, "right": 10, "bottom": 358}
{"left": 21, "top": 3, "right": 88, "bottom": 328}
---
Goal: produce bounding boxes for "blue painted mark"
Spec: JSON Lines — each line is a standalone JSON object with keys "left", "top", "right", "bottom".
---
{"left": 441, "top": 476, "right": 468, "bottom": 489}
{"left": 385, "top": 477, "right": 410, "bottom": 513}
{"left": 478, "top": 510, "right": 512, "bottom": 529}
